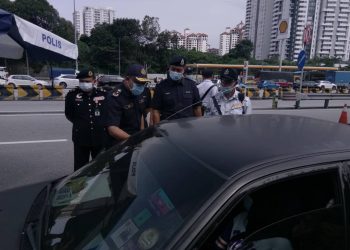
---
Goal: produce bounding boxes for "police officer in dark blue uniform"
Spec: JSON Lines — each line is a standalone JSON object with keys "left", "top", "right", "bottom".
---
{"left": 152, "top": 55, "right": 202, "bottom": 123}
{"left": 105, "top": 64, "right": 152, "bottom": 147}
{"left": 65, "top": 69, "right": 108, "bottom": 171}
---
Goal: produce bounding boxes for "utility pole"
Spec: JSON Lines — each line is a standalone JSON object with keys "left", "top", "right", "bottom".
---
{"left": 118, "top": 38, "right": 121, "bottom": 75}
{"left": 73, "top": 0, "right": 79, "bottom": 72}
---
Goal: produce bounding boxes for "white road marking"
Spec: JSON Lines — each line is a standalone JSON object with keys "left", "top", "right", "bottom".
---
{"left": 0, "top": 113, "right": 64, "bottom": 117}
{"left": 0, "top": 139, "right": 68, "bottom": 145}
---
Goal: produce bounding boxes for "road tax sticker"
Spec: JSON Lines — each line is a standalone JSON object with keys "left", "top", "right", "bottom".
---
{"left": 138, "top": 228, "right": 159, "bottom": 250}
{"left": 149, "top": 189, "right": 175, "bottom": 216}
{"left": 134, "top": 208, "right": 152, "bottom": 227}
{"left": 111, "top": 219, "right": 139, "bottom": 248}
{"left": 52, "top": 185, "right": 72, "bottom": 206}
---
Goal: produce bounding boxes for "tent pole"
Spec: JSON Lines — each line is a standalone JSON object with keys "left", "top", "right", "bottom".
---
{"left": 26, "top": 50, "right": 29, "bottom": 75}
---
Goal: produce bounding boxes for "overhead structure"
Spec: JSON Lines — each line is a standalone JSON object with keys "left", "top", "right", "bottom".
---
{"left": 0, "top": 8, "right": 78, "bottom": 61}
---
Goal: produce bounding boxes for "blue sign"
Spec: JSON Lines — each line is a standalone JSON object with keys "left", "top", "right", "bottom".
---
{"left": 297, "top": 50, "right": 306, "bottom": 70}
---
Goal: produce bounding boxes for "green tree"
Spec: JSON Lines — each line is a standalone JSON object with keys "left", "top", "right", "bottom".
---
{"left": 141, "top": 15, "right": 160, "bottom": 44}
{"left": 227, "top": 39, "right": 254, "bottom": 60}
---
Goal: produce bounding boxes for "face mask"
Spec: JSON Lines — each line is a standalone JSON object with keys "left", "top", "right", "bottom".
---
{"left": 130, "top": 82, "right": 145, "bottom": 96}
{"left": 169, "top": 70, "right": 183, "bottom": 81}
{"left": 79, "top": 82, "right": 93, "bottom": 92}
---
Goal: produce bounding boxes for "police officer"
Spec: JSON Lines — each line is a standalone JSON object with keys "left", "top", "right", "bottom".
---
{"left": 206, "top": 68, "right": 252, "bottom": 116}
{"left": 105, "top": 64, "right": 152, "bottom": 147}
{"left": 65, "top": 69, "right": 108, "bottom": 171}
{"left": 152, "top": 55, "right": 202, "bottom": 123}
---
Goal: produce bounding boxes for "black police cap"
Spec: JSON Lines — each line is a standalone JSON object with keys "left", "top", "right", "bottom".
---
{"left": 202, "top": 69, "right": 213, "bottom": 78}
{"left": 76, "top": 69, "right": 95, "bottom": 79}
{"left": 169, "top": 55, "right": 186, "bottom": 67}
{"left": 126, "top": 64, "right": 150, "bottom": 83}
{"left": 220, "top": 68, "right": 238, "bottom": 81}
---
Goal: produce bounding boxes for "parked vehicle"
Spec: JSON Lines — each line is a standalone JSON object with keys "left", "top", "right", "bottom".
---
{"left": 6, "top": 75, "right": 49, "bottom": 89}
{"left": 53, "top": 74, "right": 79, "bottom": 88}
{"left": 316, "top": 80, "right": 337, "bottom": 90}
{"left": 97, "top": 74, "right": 124, "bottom": 88}
{"left": 257, "top": 80, "right": 280, "bottom": 90}
{"left": 325, "top": 71, "right": 350, "bottom": 90}
{"left": 8, "top": 115, "right": 350, "bottom": 250}
{"left": 272, "top": 79, "right": 293, "bottom": 88}
{"left": 293, "top": 80, "right": 318, "bottom": 89}
{"left": 0, "top": 66, "right": 9, "bottom": 79}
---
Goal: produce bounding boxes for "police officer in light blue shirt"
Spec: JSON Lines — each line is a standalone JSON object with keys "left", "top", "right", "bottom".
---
{"left": 207, "top": 68, "right": 252, "bottom": 116}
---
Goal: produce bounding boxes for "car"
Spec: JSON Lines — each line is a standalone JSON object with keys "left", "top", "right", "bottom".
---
{"left": 257, "top": 80, "right": 280, "bottom": 90}
{"left": 0, "top": 77, "right": 6, "bottom": 85}
{"left": 6, "top": 75, "right": 49, "bottom": 89}
{"left": 0, "top": 66, "right": 9, "bottom": 79}
{"left": 293, "top": 80, "right": 318, "bottom": 89}
{"left": 53, "top": 74, "right": 79, "bottom": 89}
{"left": 316, "top": 80, "right": 337, "bottom": 90}
{"left": 97, "top": 74, "right": 124, "bottom": 88}
{"left": 272, "top": 79, "right": 293, "bottom": 88}
{"left": 6, "top": 115, "right": 350, "bottom": 250}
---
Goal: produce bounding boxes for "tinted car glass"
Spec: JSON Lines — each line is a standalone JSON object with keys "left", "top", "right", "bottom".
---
{"left": 204, "top": 170, "right": 346, "bottom": 250}
{"left": 45, "top": 128, "right": 225, "bottom": 249}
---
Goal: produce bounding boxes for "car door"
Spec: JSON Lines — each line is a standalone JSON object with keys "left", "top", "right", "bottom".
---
{"left": 178, "top": 160, "right": 349, "bottom": 250}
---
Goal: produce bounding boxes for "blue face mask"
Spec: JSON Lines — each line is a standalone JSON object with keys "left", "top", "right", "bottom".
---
{"left": 169, "top": 70, "right": 183, "bottom": 81}
{"left": 130, "top": 82, "right": 145, "bottom": 96}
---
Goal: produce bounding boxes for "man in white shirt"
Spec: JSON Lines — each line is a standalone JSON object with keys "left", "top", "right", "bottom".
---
{"left": 197, "top": 69, "right": 219, "bottom": 116}
{"left": 206, "top": 68, "right": 252, "bottom": 116}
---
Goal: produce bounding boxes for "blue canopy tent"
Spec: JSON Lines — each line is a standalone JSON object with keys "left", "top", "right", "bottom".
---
{"left": 0, "top": 8, "right": 78, "bottom": 74}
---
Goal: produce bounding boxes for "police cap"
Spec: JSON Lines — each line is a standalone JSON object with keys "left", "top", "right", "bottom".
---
{"left": 126, "top": 64, "right": 150, "bottom": 83}
{"left": 202, "top": 69, "right": 213, "bottom": 78}
{"left": 220, "top": 68, "right": 238, "bottom": 81}
{"left": 169, "top": 55, "right": 186, "bottom": 67}
{"left": 76, "top": 68, "right": 95, "bottom": 79}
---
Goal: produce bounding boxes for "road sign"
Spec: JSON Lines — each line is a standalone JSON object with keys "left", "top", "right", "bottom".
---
{"left": 297, "top": 50, "right": 306, "bottom": 71}
{"left": 278, "top": 19, "right": 291, "bottom": 40}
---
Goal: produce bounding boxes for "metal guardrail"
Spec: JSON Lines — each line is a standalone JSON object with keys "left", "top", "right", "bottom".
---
{"left": 294, "top": 93, "right": 350, "bottom": 108}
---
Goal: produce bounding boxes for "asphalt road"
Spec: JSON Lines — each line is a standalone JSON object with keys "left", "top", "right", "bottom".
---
{"left": 1, "top": 99, "right": 350, "bottom": 192}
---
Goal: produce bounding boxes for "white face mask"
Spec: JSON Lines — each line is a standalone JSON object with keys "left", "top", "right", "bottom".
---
{"left": 79, "top": 82, "right": 93, "bottom": 92}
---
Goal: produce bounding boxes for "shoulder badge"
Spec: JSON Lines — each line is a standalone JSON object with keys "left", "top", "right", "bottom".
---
{"left": 76, "top": 93, "right": 83, "bottom": 99}
{"left": 88, "top": 71, "right": 93, "bottom": 77}
{"left": 113, "top": 89, "right": 122, "bottom": 97}
{"left": 224, "top": 69, "right": 230, "bottom": 75}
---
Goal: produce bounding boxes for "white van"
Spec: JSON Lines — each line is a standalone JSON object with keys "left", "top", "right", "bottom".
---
{"left": 0, "top": 67, "right": 9, "bottom": 79}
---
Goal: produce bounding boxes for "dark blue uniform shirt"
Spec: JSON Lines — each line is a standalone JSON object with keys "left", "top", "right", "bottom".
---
{"left": 105, "top": 84, "right": 151, "bottom": 145}
{"left": 152, "top": 77, "right": 201, "bottom": 120}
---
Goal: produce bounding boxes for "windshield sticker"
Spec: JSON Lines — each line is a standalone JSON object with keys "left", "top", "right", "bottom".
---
{"left": 134, "top": 209, "right": 152, "bottom": 227}
{"left": 82, "top": 234, "right": 109, "bottom": 250}
{"left": 127, "top": 149, "right": 140, "bottom": 196}
{"left": 149, "top": 189, "right": 175, "bottom": 216}
{"left": 53, "top": 185, "right": 73, "bottom": 206}
{"left": 111, "top": 219, "right": 139, "bottom": 248}
{"left": 137, "top": 228, "right": 159, "bottom": 250}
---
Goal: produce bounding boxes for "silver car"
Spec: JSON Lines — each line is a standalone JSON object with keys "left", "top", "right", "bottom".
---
{"left": 6, "top": 75, "right": 49, "bottom": 89}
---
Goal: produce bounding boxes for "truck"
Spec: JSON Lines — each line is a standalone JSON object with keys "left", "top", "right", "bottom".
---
{"left": 325, "top": 71, "right": 350, "bottom": 91}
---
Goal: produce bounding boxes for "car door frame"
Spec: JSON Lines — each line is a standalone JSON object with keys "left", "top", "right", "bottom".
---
{"left": 167, "top": 150, "right": 350, "bottom": 250}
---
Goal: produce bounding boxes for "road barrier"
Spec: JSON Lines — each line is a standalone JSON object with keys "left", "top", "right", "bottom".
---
{"left": 0, "top": 85, "right": 64, "bottom": 100}
{"left": 0, "top": 85, "right": 14, "bottom": 100}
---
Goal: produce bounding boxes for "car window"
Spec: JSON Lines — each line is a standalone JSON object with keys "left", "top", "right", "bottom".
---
{"left": 48, "top": 128, "right": 225, "bottom": 250}
{"left": 199, "top": 169, "right": 346, "bottom": 250}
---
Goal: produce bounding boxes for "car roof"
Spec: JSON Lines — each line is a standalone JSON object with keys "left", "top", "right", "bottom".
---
{"left": 155, "top": 115, "right": 350, "bottom": 178}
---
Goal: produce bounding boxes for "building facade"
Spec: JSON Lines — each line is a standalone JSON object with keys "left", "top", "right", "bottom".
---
{"left": 245, "top": 0, "right": 350, "bottom": 61}
{"left": 219, "top": 22, "right": 245, "bottom": 56}
{"left": 73, "top": 7, "right": 115, "bottom": 37}
{"left": 169, "top": 29, "right": 209, "bottom": 52}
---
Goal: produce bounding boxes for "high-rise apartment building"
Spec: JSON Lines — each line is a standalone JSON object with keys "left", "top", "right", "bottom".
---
{"left": 245, "top": 0, "right": 350, "bottom": 61}
{"left": 169, "top": 29, "right": 208, "bottom": 52}
{"left": 73, "top": 7, "right": 115, "bottom": 37}
{"left": 244, "top": 0, "right": 274, "bottom": 60}
{"left": 219, "top": 22, "right": 245, "bottom": 56}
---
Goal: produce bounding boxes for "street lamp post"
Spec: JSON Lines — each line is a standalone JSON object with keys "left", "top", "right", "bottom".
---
{"left": 73, "top": 0, "right": 78, "bottom": 72}
{"left": 118, "top": 38, "right": 121, "bottom": 75}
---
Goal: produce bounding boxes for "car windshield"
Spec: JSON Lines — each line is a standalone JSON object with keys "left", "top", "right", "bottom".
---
{"left": 46, "top": 128, "right": 225, "bottom": 249}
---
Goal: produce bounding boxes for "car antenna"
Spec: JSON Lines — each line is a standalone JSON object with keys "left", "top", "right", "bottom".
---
{"left": 160, "top": 99, "right": 203, "bottom": 123}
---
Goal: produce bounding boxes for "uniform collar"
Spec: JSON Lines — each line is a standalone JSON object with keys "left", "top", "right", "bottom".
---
{"left": 221, "top": 89, "right": 239, "bottom": 101}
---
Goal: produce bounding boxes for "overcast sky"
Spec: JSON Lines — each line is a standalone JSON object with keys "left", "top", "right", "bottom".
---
{"left": 47, "top": 0, "right": 246, "bottom": 48}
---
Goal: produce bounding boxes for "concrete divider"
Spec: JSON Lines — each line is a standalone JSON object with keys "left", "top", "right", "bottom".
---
{"left": 41, "top": 86, "right": 64, "bottom": 100}
{"left": 16, "top": 86, "right": 40, "bottom": 100}
{"left": 0, "top": 85, "right": 15, "bottom": 100}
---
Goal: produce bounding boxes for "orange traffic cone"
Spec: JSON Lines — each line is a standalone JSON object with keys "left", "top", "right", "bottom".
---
{"left": 339, "top": 104, "right": 348, "bottom": 124}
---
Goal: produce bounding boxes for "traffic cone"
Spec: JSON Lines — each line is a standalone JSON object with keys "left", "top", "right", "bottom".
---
{"left": 338, "top": 104, "right": 348, "bottom": 124}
